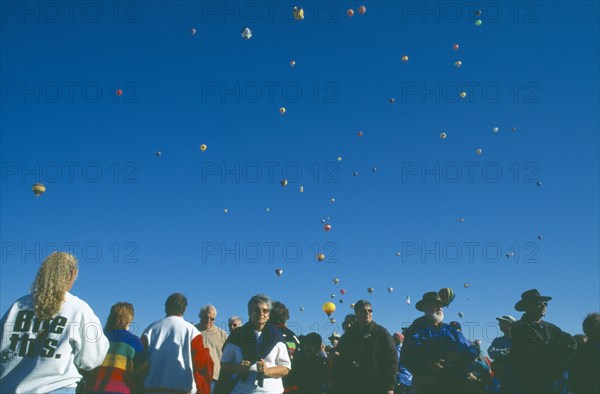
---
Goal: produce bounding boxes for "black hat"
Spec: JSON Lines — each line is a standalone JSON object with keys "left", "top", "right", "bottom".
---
{"left": 415, "top": 292, "right": 448, "bottom": 312}
{"left": 514, "top": 289, "right": 552, "bottom": 312}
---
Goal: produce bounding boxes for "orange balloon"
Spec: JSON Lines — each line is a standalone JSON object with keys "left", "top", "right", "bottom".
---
{"left": 347, "top": 9, "right": 354, "bottom": 17}
{"left": 324, "top": 224, "right": 332, "bottom": 232}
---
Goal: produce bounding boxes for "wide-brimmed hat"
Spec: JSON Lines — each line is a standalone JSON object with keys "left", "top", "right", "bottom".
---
{"left": 514, "top": 289, "right": 552, "bottom": 312}
{"left": 496, "top": 315, "right": 517, "bottom": 324}
{"left": 328, "top": 332, "right": 341, "bottom": 340}
{"left": 415, "top": 291, "right": 449, "bottom": 312}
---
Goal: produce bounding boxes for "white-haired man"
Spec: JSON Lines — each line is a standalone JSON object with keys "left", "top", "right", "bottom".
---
{"left": 196, "top": 304, "right": 227, "bottom": 389}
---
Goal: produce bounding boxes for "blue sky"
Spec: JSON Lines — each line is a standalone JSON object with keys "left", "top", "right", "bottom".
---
{"left": 1, "top": 1, "right": 599, "bottom": 352}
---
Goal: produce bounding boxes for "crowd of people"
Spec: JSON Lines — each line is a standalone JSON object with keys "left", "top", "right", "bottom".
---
{"left": 1, "top": 252, "right": 598, "bottom": 394}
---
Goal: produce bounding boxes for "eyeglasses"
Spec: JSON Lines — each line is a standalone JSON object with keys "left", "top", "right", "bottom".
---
{"left": 537, "top": 301, "right": 548, "bottom": 307}
{"left": 359, "top": 309, "right": 373, "bottom": 314}
{"left": 208, "top": 317, "right": 216, "bottom": 322}
{"left": 254, "top": 308, "right": 269, "bottom": 314}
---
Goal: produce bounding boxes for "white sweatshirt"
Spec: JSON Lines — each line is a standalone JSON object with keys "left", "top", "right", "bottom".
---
{"left": 0, "top": 293, "right": 109, "bottom": 394}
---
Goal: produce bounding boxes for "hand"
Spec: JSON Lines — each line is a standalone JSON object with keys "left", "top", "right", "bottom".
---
{"left": 240, "top": 360, "right": 251, "bottom": 372}
{"left": 256, "top": 359, "right": 266, "bottom": 375}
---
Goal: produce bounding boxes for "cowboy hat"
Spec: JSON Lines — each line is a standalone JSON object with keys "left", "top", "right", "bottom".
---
{"left": 514, "top": 289, "right": 552, "bottom": 312}
{"left": 415, "top": 291, "right": 448, "bottom": 312}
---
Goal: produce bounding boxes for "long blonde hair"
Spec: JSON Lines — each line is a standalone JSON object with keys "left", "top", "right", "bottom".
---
{"left": 30, "top": 252, "right": 78, "bottom": 320}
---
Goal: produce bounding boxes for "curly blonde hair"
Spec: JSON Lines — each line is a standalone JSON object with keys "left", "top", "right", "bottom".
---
{"left": 30, "top": 252, "right": 78, "bottom": 320}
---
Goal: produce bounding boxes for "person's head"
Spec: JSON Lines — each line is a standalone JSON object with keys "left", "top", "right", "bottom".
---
{"left": 328, "top": 332, "right": 341, "bottom": 347}
{"left": 515, "top": 289, "right": 552, "bottom": 319}
{"left": 228, "top": 315, "right": 242, "bottom": 332}
{"left": 342, "top": 314, "right": 358, "bottom": 332}
{"left": 415, "top": 292, "right": 447, "bottom": 324}
{"left": 392, "top": 332, "right": 404, "bottom": 346}
{"left": 269, "top": 301, "right": 290, "bottom": 325}
{"left": 582, "top": 312, "right": 600, "bottom": 341}
{"left": 199, "top": 304, "right": 217, "bottom": 329}
{"left": 354, "top": 300, "right": 373, "bottom": 326}
{"left": 573, "top": 334, "right": 588, "bottom": 348}
{"left": 449, "top": 321, "right": 462, "bottom": 332}
{"left": 165, "top": 293, "right": 187, "bottom": 316}
{"left": 105, "top": 302, "right": 134, "bottom": 330}
{"left": 496, "top": 315, "right": 517, "bottom": 336}
{"left": 472, "top": 339, "right": 482, "bottom": 355}
{"left": 31, "top": 252, "right": 79, "bottom": 320}
{"left": 248, "top": 294, "right": 272, "bottom": 328}
{"left": 303, "top": 332, "right": 323, "bottom": 355}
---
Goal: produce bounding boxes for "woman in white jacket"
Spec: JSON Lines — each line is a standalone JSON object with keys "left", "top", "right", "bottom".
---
{"left": 0, "top": 252, "right": 109, "bottom": 394}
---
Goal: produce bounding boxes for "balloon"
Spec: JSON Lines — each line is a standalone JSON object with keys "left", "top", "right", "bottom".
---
{"left": 347, "top": 9, "right": 354, "bottom": 17}
{"left": 279, "top": 107, "right": 286, "bottom": 115}
{"left": 337, "top": 157, "right": 342, "bottom": 161}
{"left": 333, "top": 278, "right": 340, "bottom": 285}
{"left": 116, "top": 89, "right": 123, "bottom": 97}
{"left": 357, "top": 131, "right": 363, "bottom": 137}
{"left": 475, "top": 19, "right": 482, "bottom": 26}
{"left": 372, "top": 167, "right": 377, "bottom": 172}
{"left": 241, "top": 27, "right": 252, "bottom": 40}
{"left": 330, "top": 197, "right": 335, "bottom": 203}
{"left": 321, "top": 219, "right": 326, "bottom": 224}
{"left": 322, "top": 302, "right": 336, "bottom": 317}
{"left": 32, "top": 183, "right": 46, "bottom": 197}
{"left": 537, "top": 234, "right": 543, "bottom": 240}
{"left": 330, "top": 294, "right": 336, "bottom": 299}
{"left": 512, "top": 127, "right": 517, "bottom": 132}
{"left": 299, "top": 186, "right": 304, "bottom": 193}
{"left": 156, "top": 151, "right": 161, "bottom": 157}
{"left": 459, "top": 218, "right": 465, "bottom": 223}
{"left": 438, "top": 288, "right": 455, "bottom": 305}
{"left": 339, "top": 299, "right": 344, "bottom": 304}
{"left": 191, "top": 28, "right": 197, "bottom": 35}
{"left": 300, "top": 307, "right": 304, "bottom": 312}
{"left": 467, "top": 296, "right": 471, "bottom": 300}
{"left": 266, "top": 208, "right": 270, "bottom": 212}
{"left": 536, "top": 181, "right": 542, "bottom": 187}
{"left": 223, "top": 208, "right": 228, "bottom": 213}
{"left": 396, "top": 252, "right": 401, "bottom": 256}
{"left": 324, "top": 224, "right": 332, "bottom": 232}
{"left": 406, "top": 295, "right": 411, "bottom": 305}
{"left": 317, "top": 253, "right": 326, "bottom": 262}
{"left": 389, "top": 97, "right": 395, "bottom": 103}
{"left": 476, "top": 148, "right": 483, "bottom": 155}
{"left": 367, "top": 287, "right": 374, "bottom": 294}
{"left": 352, "top": 172, "right": 358, "bottom": 176}
{"left": 275, "top": 268, "right": 283, "bottom": 277}
{"left": 492, "top": 127, "right": 499, "bottom": 133}
{"left": 340, "top": 289, "right": 346, "bottom": 295}
{"left": 290, "top": 60, "right": 296, "bottom": 67}
{"left": 440, "top": 132, "right": 447, "bottom": 139}
{"left": 330, "top": 317, "right": 336, "bottom": 323}
{"left": 358, "top": 5, "right": 366, "bottom": 14}
{"left": 453, "top": 43, "right": 459, "bottom": 50}
{"left": 200, "top": 144, "right": 207, "bottom": 151}
{"left": 464, "top": 283, "right": 470, "bottom": 288}
{"left": 454, "top": 60, "right": 462, "bottom": 68}
{"left": 292, "top": 7, "right": 304, "bottom": 20}
{"left": 506, "top": 252, "right": 514, "bottom": 258}
{"left": 350, "top": 303, "right": 355, "bottom": 309}
{"left": 402, "top": 55, "right": 408, "bottom": 62}
{"left": 458, "top": 312, "right": 464, "bottom": 318}
{"left": 281, "top": 179, "right": 288, "bottom": 187}
{"left": 460, "top": 91, "right": 467, "bottom": 98}
{"left": 475, "top": 9, "right": 482, "bottom": 16}
{"left": 387, "top": 287, "right": 394, "bottom": 294}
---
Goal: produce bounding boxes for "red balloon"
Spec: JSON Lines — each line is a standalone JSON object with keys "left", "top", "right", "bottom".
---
{"left": 453, "top": 43, "right": 459, "bottom": 50}
{"left": 340, "top": 289, "right": 346, "bottom": 295}
{"left": 358, "top": 6, "right": 366, "bottom": 15}
{"left": 324, "top": 224, "right": 332, "bottom": 232}
{"left": 347, "top": 9, "right": 354, "bottom": 17}
{"left": 357, "top": 131, "right": 363, "bottom": 137}
{"left": 116, "top": 89, "right": 123, "bottom": 97}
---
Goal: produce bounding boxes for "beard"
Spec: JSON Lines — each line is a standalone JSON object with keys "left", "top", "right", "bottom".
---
{"left": 426, "top": 310, "right": 444, "bottom": 324}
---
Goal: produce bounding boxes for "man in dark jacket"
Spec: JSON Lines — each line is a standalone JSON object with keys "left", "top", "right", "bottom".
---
{"left": 400, "top": 292, "right": 477, "bottom": 394}
{"left": 332, "top": 300, "right": 398, "bottom": 393}
{"left": 510, "top": 289, "right": 573, "bottom": 394}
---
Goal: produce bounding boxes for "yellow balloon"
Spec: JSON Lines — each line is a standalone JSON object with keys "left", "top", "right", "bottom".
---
{"left": 200, "top": 144, "right": 207, "bottom": 151}
{"left": 32, "top": 183, "right": 46, "bottom": 197}
{"left": 279, "top": 107, "right": 286, "bottom": 114}
{"left": 322, "top": 302, "right": 336, "bottom": 316}
{"left": 402, "top": 55, "right": 409, "bottom": 62}
{"left": 460, "top": 91, "right": 467, "bottom": 98}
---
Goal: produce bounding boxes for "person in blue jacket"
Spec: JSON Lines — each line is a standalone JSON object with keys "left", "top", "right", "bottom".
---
{"left": 400, "top": 292, "right": 477, "bottom": 394}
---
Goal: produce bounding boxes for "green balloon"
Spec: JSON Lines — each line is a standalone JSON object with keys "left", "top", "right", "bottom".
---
{"left": 475, "top": 19, "right": 482, "bottom": 26}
